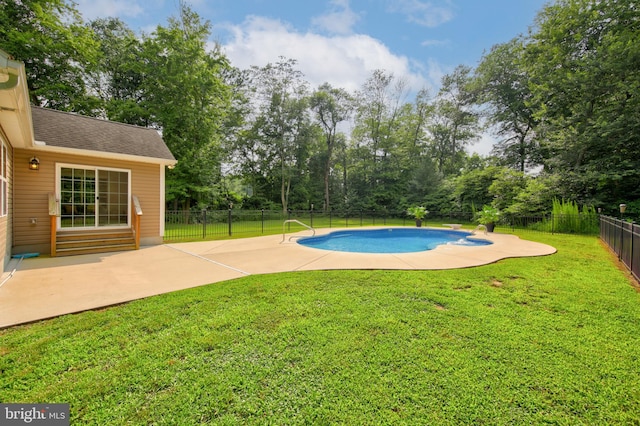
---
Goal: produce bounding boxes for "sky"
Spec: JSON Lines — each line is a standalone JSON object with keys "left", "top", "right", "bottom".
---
{"left": 74, "top": 0, "right": 549, "bottom": 155}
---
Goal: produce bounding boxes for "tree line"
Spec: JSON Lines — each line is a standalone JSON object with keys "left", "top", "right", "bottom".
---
{"left": 1, "top": 0, "right": 638, "bottom": 218}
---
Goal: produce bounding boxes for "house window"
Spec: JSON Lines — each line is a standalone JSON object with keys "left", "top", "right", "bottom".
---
{"left": 0, "top": 143, "right": 7, "bottom": 217}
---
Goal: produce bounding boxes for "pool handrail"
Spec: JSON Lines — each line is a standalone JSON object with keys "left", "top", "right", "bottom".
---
{"left": 471, "top": 224, "right": 488, "bottom": 235}
{"left": 281, "top": 219, "right": 315, "bottom": 243}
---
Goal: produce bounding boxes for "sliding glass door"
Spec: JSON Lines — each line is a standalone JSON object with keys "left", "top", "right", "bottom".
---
{"left": 59, "top": 165, "right": 130, "bottom": 229}
{"left": 98, "top": 169, "right": 129, "bottom": 227}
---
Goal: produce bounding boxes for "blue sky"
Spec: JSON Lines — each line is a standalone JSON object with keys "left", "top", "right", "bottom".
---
{"left": 74, "top": 0, "right": 549, "bottom": 154}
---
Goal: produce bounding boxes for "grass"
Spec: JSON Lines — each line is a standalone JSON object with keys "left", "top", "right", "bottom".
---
{"left": 1, "top": 234, "right": 639, "bottom": 424}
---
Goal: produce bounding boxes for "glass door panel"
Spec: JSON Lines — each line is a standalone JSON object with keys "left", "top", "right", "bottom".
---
{"left": 60, "top": 167, "right": 96, "bottom": 228}
{"left": 98, "top": 170, "right": 129, "bottom": 227}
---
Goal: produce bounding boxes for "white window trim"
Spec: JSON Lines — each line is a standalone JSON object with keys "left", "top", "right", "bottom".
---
{"left": 56, "top": 163, "right": 131, "bottom": 231}
{"left": 0, "top": 142, "right": 8, "bottom": 218}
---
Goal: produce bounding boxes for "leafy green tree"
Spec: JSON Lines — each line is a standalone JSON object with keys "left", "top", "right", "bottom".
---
{"left": 350, "top": 70, "right": 424, "bottom": 209}
{"left": 505, "top": 175, "right": 557, "bottom": 216}
{"left": 422, "top": 177, "right": 457, "bottom": 213}
{"left": 142, "top": 2, "right": 233, "bottom": 209}
{"left": 428, "top": 65, "right": 480, "bottom": 176}
{"left": 351, "top": 70, "right": 397, "bottom": 195}
{"left": 395, "top": 88, "right": 436, "bottom": 196}
{"left": 474, "top": 38, "right": 539, "bottom": 172}
{"left": 406, "top": 156, "right": 442, "bottom": 207}
{"left": 525, "top": 0, "right": 640, "bottom": 205}
{"left": 309, "top": 83, "right": 353, "bottom": 212}
{"left": 234, "top": 58, "right": 315, "bottom": 213}
{"left": 453, "top": 166, "right": 503, "bottom": 211}
{"left": 88, "top": 18, "right": 149, "bottom": 125}
{"left": 326, "top": 133, "right": 351, "bottom": 210}
{"left": 397, "top": 88, "right": 433, "bottom": 164}
{"left": 0, "top": 0, "right": 99, "bottom": 112}
{"left": 487, "top": 168, "right": 527, "bottom": 211}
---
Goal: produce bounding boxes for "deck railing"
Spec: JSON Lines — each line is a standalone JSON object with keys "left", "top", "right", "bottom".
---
{"left": 132, "top": 195, "right": 143, "bottom": 249}
{"left": 48, "top": 193, "right": 59, "bottom": 257}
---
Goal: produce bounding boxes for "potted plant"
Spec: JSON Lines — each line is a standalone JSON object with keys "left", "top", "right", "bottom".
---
{"left": 476, "top": 205, "right": 500, "bottom": 232}
{"left": 407, "top": 206, "right": 429, "bottom": 227}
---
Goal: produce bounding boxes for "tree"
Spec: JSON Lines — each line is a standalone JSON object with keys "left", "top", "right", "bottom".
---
{"left": 474, "top": 38, "right": 539, "bottom": 172}
{"left": 235, "top": 58, "right": 314, "bottom": 213}
{"left": 428, "top": 65, "right": 480, "bottom": 176}
{"left": 453, "top": 166, "right": 503, "bottom": 211}
{"left": 396, "top": 88, "right": 433, "bottom": 167}
{"left": 487, "top": 168, "right": 527, "bottom": 211}
{"left": 142, "top": 2, "right": 233, "bottom": 209}
{"left": 350, "top": 70, "right": 411, "bottom": 209}
{"left": 309, "top": 83, "right": 353, "bottom": 212}
{"left": 505, "top": 175, "right": 557, "bottom": 216}
{"left": 525, "top": 0, "right": 640, "bottom": 205}
{"left": 88, "top": 18, "right": 149, "bottom": 125}
{"left": 0, "top": 0, "right": 98, "bottom": 112}
{"left": 390, "top": 88, "right": 439, "bottom": 205}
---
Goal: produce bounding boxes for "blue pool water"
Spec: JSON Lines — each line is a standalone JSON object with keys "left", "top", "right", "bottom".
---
{"left": 297, "top": 228, "right": 492, "bottom": 254}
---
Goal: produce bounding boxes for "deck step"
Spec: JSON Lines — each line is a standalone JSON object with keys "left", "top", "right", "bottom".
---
{"left": 55, "top": 244, "right": 137, "bottom": 257}
{"left": 57, "top": 230, "right": 133, "bottom": 241}
{"left": 57, "top": 237, "right": 135, "bottom": 249}
{"left": 55, "top": 229, "right": 137, "bottom": 256}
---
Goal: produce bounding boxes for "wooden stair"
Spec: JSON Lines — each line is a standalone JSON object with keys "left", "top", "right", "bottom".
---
{"left": 55, "top": 229, "right": 137, "bottom": 257}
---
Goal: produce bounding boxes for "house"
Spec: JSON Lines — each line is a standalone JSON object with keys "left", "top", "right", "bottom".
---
{"left": 0, "top": 49, "right": 176, "bottom": 272}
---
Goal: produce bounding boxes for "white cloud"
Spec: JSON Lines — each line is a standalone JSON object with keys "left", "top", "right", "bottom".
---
{"left": 468, "top": 133, "right": 497, "bottom": 156}
{"left": 424, "top": 58, "right": 448, "bottom": 88}
{"left": 75, "top": 0, "right": 144, "bottom": 21}
{"left": 219, "top": 16, "right": 435, "bottom": 94}
{"left": 386, "top": 0, "right": 455, "bottom": 28}
{"left": 421, "top": 39, "right": 450, "bottom": 47}
{"left": 311, "top": 0, "right": 360, "bottom": 35}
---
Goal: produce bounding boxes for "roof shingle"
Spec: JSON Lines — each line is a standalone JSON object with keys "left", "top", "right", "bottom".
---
{"left": 31, "top": 106, "right": 175, "bottom": 162}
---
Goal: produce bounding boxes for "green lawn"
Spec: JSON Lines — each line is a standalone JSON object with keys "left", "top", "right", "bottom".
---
{"left": 2, "top": 234, "right": 639, "bottom": 424}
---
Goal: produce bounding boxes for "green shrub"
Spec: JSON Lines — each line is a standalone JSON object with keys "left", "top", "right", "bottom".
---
{"left": 528, "top": 199, "right": 599, "bottom": 234}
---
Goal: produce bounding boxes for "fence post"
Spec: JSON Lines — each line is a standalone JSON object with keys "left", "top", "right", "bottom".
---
{"left": 202, "top": 209, "right": 207, "bottom": 239}
{"left": 261, "top": 209, "right": 264, "bottom": 234}
{"left": 619, "top": 219, "right": 624, "bottom": 260}
{"left": 631, "top": 222, "right": 635, "bottom": 274}
{"left": 310, "top": 204, "right": 314, "bottom": 228}
{"left": 329, "top": 209, "right": 332, "bottom": 228}
{"left": 228, "top": 207, "right": 232, "bottom": 236}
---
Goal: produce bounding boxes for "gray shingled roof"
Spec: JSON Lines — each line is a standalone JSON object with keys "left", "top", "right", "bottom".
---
{"left": 31, "top": 106, "right": 175, "bottom": 162}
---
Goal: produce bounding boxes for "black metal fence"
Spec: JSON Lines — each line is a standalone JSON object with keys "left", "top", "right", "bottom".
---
{"left": 501, "top": 212, "right": 600, "bottom": 235}
{"left": 600, "top": 216, "right": 640, "bottom": 282}
{"left": 164, "top": 209, "right": 601, "bottom": 241}
{"left": 164, "top": 209, "right": 468, "bottom": 241}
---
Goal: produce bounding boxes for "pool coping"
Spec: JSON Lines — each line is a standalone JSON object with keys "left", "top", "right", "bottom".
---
{"left": 0, "top": 227, "right": 556, "bottom": 328}
{"left": 296, "top": 227, "right": 493, "bottom": 253}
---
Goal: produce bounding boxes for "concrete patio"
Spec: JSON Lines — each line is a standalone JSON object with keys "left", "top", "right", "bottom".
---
{"left": 0, "top": 227, "right": 556, "bottom": 328}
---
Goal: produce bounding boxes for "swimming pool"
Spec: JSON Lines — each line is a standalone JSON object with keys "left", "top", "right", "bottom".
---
{"left": 297, "top": 228, "right": 492, "bottom": 254}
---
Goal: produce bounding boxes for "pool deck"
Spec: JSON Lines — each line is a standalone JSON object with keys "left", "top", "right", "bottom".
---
{"left": 0, "top": 227, "right": 556, "bottom": 328}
